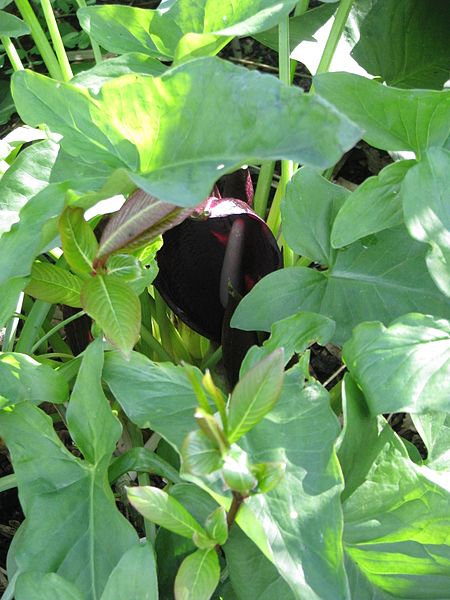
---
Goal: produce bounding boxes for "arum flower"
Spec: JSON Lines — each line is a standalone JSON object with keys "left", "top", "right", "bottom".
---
{"left": 155, "top": 170, "right": 282, "bottom": 385}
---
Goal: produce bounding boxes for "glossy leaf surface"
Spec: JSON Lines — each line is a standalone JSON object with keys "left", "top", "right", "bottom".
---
{"left": 232, "top": 227, "right": 450, "bottom": 344}
{"left": 402, "top": 147, "right": 450, "bottom": 296}
{"left": 343, "top": 313, "right": 450, "bottom": 414}
{"left": 0, "top": 341, "right": 138, "bottom": 597}
{"left": 12, "top": 58, "right": 361, "bottom": 205}
{"left": 315, "top": 73, "right": 450, "bottom": 154}
{"left": 81, "top": 274, "right": 141, "bottom": 357}
{"left": 0, "top": 352, "right": 68, "bottom": 408}
{"left": 174, "top": 548, "right": 220, "bottom": 600}
{"left": 25, "top": 262, "right": 83, "bottom": 307}
{"left": 331, "top": 160, "right": 415, "bottom": 248}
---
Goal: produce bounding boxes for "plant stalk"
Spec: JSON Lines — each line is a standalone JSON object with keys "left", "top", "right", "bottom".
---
{"left": 39, "top": 0, "right": 73, "bottom": 81}
{"left": 315, "top": 0, "right": 354, "bottom": 76}
{"left": 31, "top": 309, "right": 86, "bottom": 354}
{"left": 14, "top": 0, "right": 63, "bottom": 80}
{"left": 74, "top": 0, "right": 103, "bottom": 64}
{"left": 1, "top": 37, "right": 24, "bottom": 71}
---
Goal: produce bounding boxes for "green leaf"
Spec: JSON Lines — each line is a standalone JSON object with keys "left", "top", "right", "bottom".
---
{"left": 25, "top": 262, "right": 83, "bottom": 307}
{"left": 237, "top": 371, "right": 347, "bottom": 599}
{"left": 59, "top": 207, "right": 98, "bottom": 275}
{"left": 222, "top": 446, "right": 258, "bottom": 495}
{"left": 78, "top": 6, "right": 164, "bottom": 57}
{"left": 224, "top": 527, "right": 295, "bottom": 600}
{"left": 15, "top": 572, "right": 84, "bottom": 600}
{"left": 0, "top": 352, "right": 68, "bottom": 408}
{"left": 181, "top": 430, "right": 223, "bottom": 476}
{"left": 66, "top": 338, "right": 122, "bottom": 463}
{"left": 95, "top": 188, "right": 192, "bottom": 262}
{"left": 79, "top": 1, "right": 299, "bottom": 61}
{"left": 282, "top": 166, "right": 349, "bottom": 265}
{"left": 108, "top": 446, "right": 182, "bottom": 484}
{"left": 103, "top": 351, "right": 212, "bottom": 449}
{"left": 71, "top": 53, "right": 166, "bottom": 93}
{"left": 232, "top": 227, "right": 450, "bottom": 345}
{"left": 412, "top": 412, "right": 450, "bottom": 471}
{"left": 204, "top": 507, "right": 228, "bottom": 546}
{"left": 343, "top": 313, "right": 450, "bottom": 415}
{"left": 81, "top": 274, "right": 141, "bottom": 357}
{"left": 0, "top": 342, "right": 138, "bottom": 597}
{"left": 253, "top": 3, "right": 337, "bottom": 53}
{"left": 100, "top": 543, "right": 158, "bottom": 600}
{"left": 0, "top": 276, "right": 28, "bottom": 328}
{"left": 340, "top": 376, "right": 450, "bottom": 597}
{"left": 402, "top": 147, "right": 450, "bottom": 296}
{"left": 352, "top": 0, "right": 450, "bottom": 89}
{"left": 331, "top": 159, "right": 416, "bottom": 248}
{"left": 241, "top": 311, "right": 335, "bottom": 375}
{"left": 106, "top": 254, "right": 142, "bottom": 280}
{"left": 314, "top": 73, "right": 450, "bottom": 154}
{"left": 0, "top": 139, "right": 60, "bottom": 237}
{"left": 127, "top": 485, "right": 207, "bottom": 539}
{"left": 12, "top": 58, "right": 362, "bottom": 205}
{"left": 251, "top": 461, "right": 286, "bottom": 494}
{"left": 0, "top": 79, "right": 14, "bottom": 126}
{"left": 174, "top": 548, "right": 220, "bottom": 600}
{"left": 0, "top": 11, "right": 29, "bottom": 37}
{"left": 227, "top": 348, "right": 284, "bottom": 444}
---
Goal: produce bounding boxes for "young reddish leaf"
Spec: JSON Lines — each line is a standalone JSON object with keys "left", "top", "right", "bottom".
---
{"left": 174, "top": 548, "right": 220, "bottom": 600}
{"left": 80, "top": 274, "right": 140, "bottom": 357}
{"left": 95, "top": 188, "right": 194, "bottom": 265}
{"left": 25, "top": 262, "right": 83, "bottom": 307}
{"left": 227, "top": 348, "right": 284, "bottom": 443}
{"left": 58, "top": 207, "right": 98, "bottom": 275}
{"left": 127, "top": 486, "right": 207, "bottom": 539}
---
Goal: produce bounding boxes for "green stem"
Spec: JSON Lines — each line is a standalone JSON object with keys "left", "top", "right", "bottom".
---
{"left": 1, "top": 36, "right": 24, "bottom": 71}
{"left": 31, "top": 309, "right": 85, "bottom": 354}
{"left": 266, "top": 16, "right": 296, "bottom": 242}
{"left": 200, "top": 345, "right": 223, "bottom": 371}
{"left": 315, "top": 0, "right": 354, "bottom": 76}
{"left": 14, "top": 0, "right": 63, "bottom": 80}
{"left": 74, "top": 0, "right": 103, "bottom": 64}
{"left": 154, "top": 289, "right": 173, "bottom": 355}
{"left": 253, "top": 161, "right": 275, "bottom": 219}
{"left": 15, "top": 300, "right": 52, "bottom": 354}
{"left": 40, "top": 0, "right": 73, "bottom": 81}
{"left": 140, "top": 324, "right": 173, "bottom": 363}
{"left": 0, "top": 474, "right": 17, "bottom": 493}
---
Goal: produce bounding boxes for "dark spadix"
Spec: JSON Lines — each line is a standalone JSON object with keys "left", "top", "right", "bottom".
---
{"left": 154, "top": 170, "right": 282, "bottom": 385}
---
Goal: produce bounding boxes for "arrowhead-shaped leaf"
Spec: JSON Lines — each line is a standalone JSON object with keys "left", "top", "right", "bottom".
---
{"left": 0, "top": 352, "right": 68, "bottom": 408}
{"left": 343, "top": 313, "right": 450, "bottom": 415}
{"left": 314, "top": 72, "right": 450, "bottom": 154}
{"left": 402, "top": 147, "right": 450, "bottom": 297}
{"left": 81, "top": 274, "right": 141, "bottom": 356}
{"left": 12, "top": 58, "right": 362, "bottom": 206}
{"left": 331, "top": 159, "right": 416, "bottom": 248}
